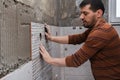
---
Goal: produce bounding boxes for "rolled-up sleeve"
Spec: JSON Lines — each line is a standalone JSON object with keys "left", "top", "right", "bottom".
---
{"left": 66, "top": 31, "right": 110, "bottom": 67}
{"left": 68, "top": 29, "right": 91, "bottom": 44}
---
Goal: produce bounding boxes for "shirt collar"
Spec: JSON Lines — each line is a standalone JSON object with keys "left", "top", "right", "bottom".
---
{"left": 93, "top": 18, "right": 106, "bottom": 29}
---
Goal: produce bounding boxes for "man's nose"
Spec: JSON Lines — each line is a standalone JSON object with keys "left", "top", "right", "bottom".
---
{"left": 79, "top": 14, "right": 84, "bottom": 20}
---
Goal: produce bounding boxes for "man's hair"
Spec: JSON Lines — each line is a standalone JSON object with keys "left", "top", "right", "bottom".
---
{"left": 79, "top": 0, "right": 105, "bottom": 15}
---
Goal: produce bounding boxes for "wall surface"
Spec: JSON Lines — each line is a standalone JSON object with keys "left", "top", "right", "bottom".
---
{"left": 15, "top": 0, "right": 81, "bottom": 26}
{"left": 30, "top": 22, "right": 52, "bottom": 80}
{"left": 1, "top": 62, "right": 33, "bottom": 80}
{"left": 60, "top": 27, "right": 95, "bottom": 80}
{"left": 0, "top": 0, "right": 35, "bottom": 77}
{"left": 1, "top": 23, "right": 56, "bottom": 80}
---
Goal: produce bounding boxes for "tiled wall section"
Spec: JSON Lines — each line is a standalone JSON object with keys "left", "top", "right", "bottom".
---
{"left": 50, "top": 26, "right": 62, "bottom": 80}
{"left": 60, "top": 27, "right": 95, "bottom": 80}
{"left": 31, "top": 22, "right": 52, "bottom": 80}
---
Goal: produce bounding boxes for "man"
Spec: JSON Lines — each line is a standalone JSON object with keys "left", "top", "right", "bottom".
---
{"left": 39, "top": 0, "right": 120, "bottom": 80}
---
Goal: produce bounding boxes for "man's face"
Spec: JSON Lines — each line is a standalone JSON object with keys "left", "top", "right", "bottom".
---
{"left": 80, "top": 5, "right": 97, "bottom": 28}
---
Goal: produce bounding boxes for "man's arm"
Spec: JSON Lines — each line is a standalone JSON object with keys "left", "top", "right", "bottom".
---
{"left": 45, "top": 24, "right": 69, "bottom": 44}
{"left": 49, "top": 35, "right": 69, "bottom": 44}
{"left": 45, "top": 24, "right": 91, "bottom": 44}
{"left": 48, "top": 58, "right": 66, "bottom": 67}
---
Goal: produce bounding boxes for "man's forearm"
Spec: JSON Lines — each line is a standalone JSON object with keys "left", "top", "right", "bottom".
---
{"left": 48, "top": 57, "right": 66, "bottom": 67}
{"left": 50, "top": 36, "right": 69, "bottom": 44}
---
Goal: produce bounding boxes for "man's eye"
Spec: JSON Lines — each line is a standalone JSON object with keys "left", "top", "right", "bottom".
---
{"left": 80, "top": 12, "right": 88, "bottom": 16}
{"left": 84, "top": 12, "right": 88, "bottom": 15}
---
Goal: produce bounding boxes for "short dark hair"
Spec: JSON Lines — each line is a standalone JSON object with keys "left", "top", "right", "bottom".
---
{"left": 79, "top": 0, "right": 105, "bottom": 15}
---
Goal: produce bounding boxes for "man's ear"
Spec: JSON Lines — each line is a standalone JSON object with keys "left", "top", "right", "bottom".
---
{"left": 96, "top": 9, "right": 103, "bottom": 18}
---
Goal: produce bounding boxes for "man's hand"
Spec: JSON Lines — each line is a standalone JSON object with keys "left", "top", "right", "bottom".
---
{"left": 39, "top": 43, "right": 52, "bottom": 63}
{"left": 44, "top": 23, "right": 69, "bottom": 44}
{"left": 39, "top": 43, "right": 66, "bottom": 67}
{"left": 44, "top": 23, "right": 53, "bottom": 41}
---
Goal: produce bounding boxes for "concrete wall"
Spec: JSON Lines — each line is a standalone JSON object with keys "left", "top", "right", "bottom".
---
{"left": 15, "top": 0, "right": 81, "bottom": 26}
{"left": 0, "top": 0, "right": 35, "bottom": 78}
{"left": 16, "top": 0, "right": 59, "bottom": 25}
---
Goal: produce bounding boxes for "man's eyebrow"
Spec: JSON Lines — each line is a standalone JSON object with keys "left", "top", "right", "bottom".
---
{"left": 80, "top": 11, "right": 88, "bottom": 14}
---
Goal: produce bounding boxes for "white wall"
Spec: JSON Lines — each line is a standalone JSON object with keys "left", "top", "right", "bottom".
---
{"left": 60, "top": 27, "right": 95, "bottom": 80}
{"left": 1, "top": 62, "right": 33, "bottom": 80}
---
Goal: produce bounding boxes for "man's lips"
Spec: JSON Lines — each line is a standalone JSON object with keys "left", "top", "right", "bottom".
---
{"left": 82, "top": 21, "right": 87, "bottom": 24}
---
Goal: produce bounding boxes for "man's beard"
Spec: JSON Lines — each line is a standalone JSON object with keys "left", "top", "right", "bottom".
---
{"left": 83, "top": 17, "right": 97, "bottom": 29}
{"left": 84, "top": 24, "right": 93, "bottom": 28}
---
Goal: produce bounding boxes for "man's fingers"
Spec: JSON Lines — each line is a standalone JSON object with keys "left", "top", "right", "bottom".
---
{"left": 39, "top": 43, "right": 46, "bottom": 53}
{"left": 39, "top": 50, "right": 43, "bottom": 55}
{"left": 44, "top": 23, "right": 47, "bottom": 26}
{"left": 44, "top": 23, "right": 50, "bottom": 34}
{"left": 39, "top": 44, "right": 44, "bottom": 52}
{"left": 45, "top": 32, "right": 49, "bottom": 37}
{"left": 39, "top": 46, "right": 45, "bottom": 56}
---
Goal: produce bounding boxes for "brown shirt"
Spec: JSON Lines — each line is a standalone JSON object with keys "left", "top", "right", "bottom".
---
{"left": 65, "top": 18, "right": 120, "bottom": 80}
